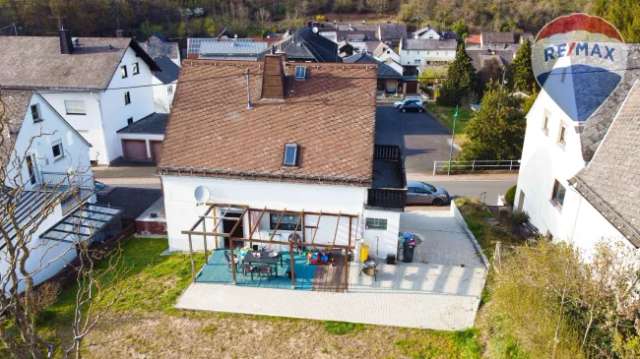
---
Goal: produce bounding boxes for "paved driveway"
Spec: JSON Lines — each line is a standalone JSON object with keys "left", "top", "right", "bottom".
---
{"left": 376, "top": 104, "right": 453, "bottom": 175}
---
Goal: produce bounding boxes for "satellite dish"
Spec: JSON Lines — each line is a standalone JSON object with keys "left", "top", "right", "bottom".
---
{"left": 312, "top": 26, "right": 319, "bottom": 34}
{"left": 194, "top": 186, "right": 210, "bottom": 205}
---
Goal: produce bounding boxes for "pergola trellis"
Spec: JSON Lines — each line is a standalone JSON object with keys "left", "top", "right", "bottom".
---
{"left": 181, "top": 202, "right": 358, "bottom": 289}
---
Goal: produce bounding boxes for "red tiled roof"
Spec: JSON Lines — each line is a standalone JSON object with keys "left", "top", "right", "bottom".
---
{"left": 159, "top": 59, "right": 378, "bottom": 186}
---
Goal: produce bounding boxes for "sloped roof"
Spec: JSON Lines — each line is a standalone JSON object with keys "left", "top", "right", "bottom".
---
{"left": 466, "top": 48, "right": 516, "bottom": 71}
{"left": 117, "top": 112, "right": 168, "bottom": 135}
{"left": 573, "top": 79, "right": 640, "bottom": 247}
{"left": 0, "top": 36, "right": 159, "bottom": 91}
{"left": 140, "top": 35, "right": 179, "bottom": 60}
{"left": 403, "top": 38, "right": 457, "bottom": 51}
{"left": 159, "top": 59, "right": 377, "bottom": 186}
{"left": 481, "top": 32, "right": 515, "bottom": 44}
{"left": 278, "top": 27, "right": 340, "bottom": 62}
{"left": 343, "top": 53, "right": 401, "bottom": 79}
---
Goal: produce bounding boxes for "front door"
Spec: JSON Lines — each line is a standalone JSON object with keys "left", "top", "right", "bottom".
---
{"left": 222, "top": 212, "right": 244, "bottom": 249}
{"left": 26, "top": 155, "right": 37, "bottom": 185}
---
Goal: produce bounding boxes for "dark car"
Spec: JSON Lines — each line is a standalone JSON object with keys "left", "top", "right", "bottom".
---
{"left": 395, "top": 99, "right": 425, "bottom": 113}
{"left": 406, "top": 180, "right": 451, "bottom": 205}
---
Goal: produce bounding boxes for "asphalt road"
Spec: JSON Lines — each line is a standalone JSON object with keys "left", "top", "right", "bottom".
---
{"left": 375, "top": 104, "right": 454, "bottom": 175}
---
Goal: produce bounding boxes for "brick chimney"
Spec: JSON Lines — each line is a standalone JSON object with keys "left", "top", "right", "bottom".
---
{"left": 261, "top": 53, "right": 286, "bottom": 100}
{"left": 59, "top": 26, "right": 74, "bottom": 54}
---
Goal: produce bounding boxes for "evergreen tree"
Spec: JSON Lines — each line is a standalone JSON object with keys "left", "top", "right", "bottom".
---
{"left": 593, "top": 0, "right": 640, "bottom": 43}
{"left": 509, "top": 40, "right": 538, "bottom": 94}
{"left": 437, "top": 42, "right": 478, "bottom": 106}
{"left": 460, "top": 82, "right": 526, "bottom": 160}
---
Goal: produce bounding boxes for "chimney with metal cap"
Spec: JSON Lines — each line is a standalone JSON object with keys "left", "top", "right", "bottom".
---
{"left": 59, "top": 25, "right": 74, "bottom": 54}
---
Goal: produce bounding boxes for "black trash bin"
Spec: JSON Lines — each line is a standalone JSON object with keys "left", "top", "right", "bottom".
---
{"left": 401, "top": 233, "right": 416, "bottom": 263}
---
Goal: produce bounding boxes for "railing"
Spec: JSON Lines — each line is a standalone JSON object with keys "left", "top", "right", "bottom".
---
{"left": 367, "top": 188, "right": 407, "bottom": 209}
{"left": 40, "top": 171, "right": 95, "bottom": 190}
{"left": 432, "top": 160, "right": 520, "bottom": 176}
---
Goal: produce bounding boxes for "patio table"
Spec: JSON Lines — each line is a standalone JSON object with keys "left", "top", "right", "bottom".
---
{"left": 243, "top": 251, "right": 282, "bottom": 278}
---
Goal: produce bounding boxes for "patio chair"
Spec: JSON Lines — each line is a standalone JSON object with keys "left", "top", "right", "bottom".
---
{"left": 256, "top": 264, "right": 273, "bottom": 279}
{"left": 242, "top": 262, "right": 256, "bottom": 278}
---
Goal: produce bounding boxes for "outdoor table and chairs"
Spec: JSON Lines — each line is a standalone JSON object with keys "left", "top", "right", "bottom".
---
{"left": 241, "top": 249, "right": 283, "bottom": 280}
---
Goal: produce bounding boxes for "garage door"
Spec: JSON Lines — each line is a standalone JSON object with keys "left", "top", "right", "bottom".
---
{"left": 122, "top": 140, "right": 148, "bottom": 162}
{"left": 150, "top": 141, "right": 163, "bottom": 164}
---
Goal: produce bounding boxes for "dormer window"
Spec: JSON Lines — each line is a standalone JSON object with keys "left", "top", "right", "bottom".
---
{"left": 121, "top": 65, "right": 128, "bottom": 78}
{"left": 294, "top": 66, "right": 307, "bottom": 80}
{"left": 283, "top": 143, "right": 299, "bottom": 166}
{"left": 31, "top": 104, "right": 41, "bottom": 123}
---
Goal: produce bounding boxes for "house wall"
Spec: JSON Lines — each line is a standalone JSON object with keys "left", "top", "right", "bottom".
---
{"left": 161, "top": 175, "right": 375, "bottom": 252}
{"left": 151, "top": 76, "right": 176, "bottom": 113}
{"left": 0, "top": 202, "right": 78, "bottom": 293}
{"left": 515, "top": 90, "right": 628, "bottom": 257}
{"left": 99, "top": 47, "right": 155, "bottom": 163}
{"left": 362, "top": 208, "right": 401, "bottom": 259}
{"left": 6, "top": 93, "right": 93, "bottom": 190}
{"left": 41, "top": 47, "right": 155, "bottom": 165}
{"left": 399, "top": 49, "right": 456, "bottom": 66}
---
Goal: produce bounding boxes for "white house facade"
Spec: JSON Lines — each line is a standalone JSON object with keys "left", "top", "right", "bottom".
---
{"left": 0, "top": 32, "right": 160, "bottom": 165}
{"left": 159, "top": 56, "right": 407, "bottom": 261}
{"left": 1, "top": 90, "right": 120, "bottom": 291}
{"left": 399, "top": 38, "right": 457, "bottom": 67}
{"left": 141, "top": 35, "right": 181, "bottom": 113}
{"left": 515, "top": 65, "right": 640, "bottom": 258}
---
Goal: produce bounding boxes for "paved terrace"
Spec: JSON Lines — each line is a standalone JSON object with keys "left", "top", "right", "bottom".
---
{"left": 176, "top": 206, "right": 488, "bottom": 330}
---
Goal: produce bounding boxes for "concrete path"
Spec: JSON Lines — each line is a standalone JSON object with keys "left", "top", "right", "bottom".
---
{"left": 176, "top": 282, "right": 479, "bottom": 330}
{"left": 175, "top": 208, "right": 488, "bottom": 330}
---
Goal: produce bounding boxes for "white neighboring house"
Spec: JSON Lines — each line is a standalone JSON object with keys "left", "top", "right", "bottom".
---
{"left": 0, "top": 30, "right": 160, "bottom": 165}
{"left": 140, "top": 35, "right": 181, "bottom": 113}
{"left": 399, "top": 38, "right": 457, "bottom": 67}
{"left": 373, "top": 42, "right": 401, "bottom": 64}
{"left": 0, "top": 90, "right": 120, "bottom": 291}
{"left": 159, "top": 55, "right": 407, "bottom": 260}
{"left": 413, "top": 26, "right": 441, "bottom": 40}
{"left": 515, "top": 61, "right": 640, "bottom": 258}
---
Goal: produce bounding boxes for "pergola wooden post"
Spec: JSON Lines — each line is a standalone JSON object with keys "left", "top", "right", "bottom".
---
{"left": 345, "top": 217, "right": 353, "bottom": 291}
{"left": 289, "top": 240, "right": 296, "bottom": 288}
{"left": 188, "top": 233, "right": 195, "bottom": 281}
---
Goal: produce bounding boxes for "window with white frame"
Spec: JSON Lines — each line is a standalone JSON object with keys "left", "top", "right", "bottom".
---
{"left": 30, "top": 104, "right": 42, "bottom": 123}
{"left": 64, "top": 100, "right": 86, "bottom": 115}
{"left": 121, "top": 65, "right": 128, "bottom": 78}
{"left": 51, "top": 141, "right": 64, "bottom": 160}
{"left": 132, "top": 62, "right": 140, "bottom": 75}
{"left": 294, "top": 66, "right": 307, "bottom": 80}
{"left": 124, "top": 91, "right": 131, "bottom": 105}
{"left": 365, "top": 217, "right": 388, "bottom": 230}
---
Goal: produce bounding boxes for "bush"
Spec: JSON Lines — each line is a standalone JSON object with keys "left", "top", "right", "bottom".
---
{"left": 505, "top": 185, "right": 516, "bottom": 206}
{"left": 511, "top": 210, "right": 529, "bottom": 226}
{"left": 323, "top": 321, "right": 362, "bottom": 335}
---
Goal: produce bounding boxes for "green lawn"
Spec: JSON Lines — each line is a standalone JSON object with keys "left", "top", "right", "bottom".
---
{"left": 37, "top": 237, "right": 483, "bottom": 358}
{"left": 426, "top": 103, "right": 474, "bottom": 147}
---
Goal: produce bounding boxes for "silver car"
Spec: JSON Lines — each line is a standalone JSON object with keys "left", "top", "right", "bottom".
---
{"left": 406, "top": 180, "right": 451, "bottom": 206}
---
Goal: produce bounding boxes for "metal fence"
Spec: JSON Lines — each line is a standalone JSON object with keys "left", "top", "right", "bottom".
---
{"left": 40, "top": 171, "right": 95, "bottom": 190}
{"left": 432, "top": 160, "right": 520, "bottom": 175}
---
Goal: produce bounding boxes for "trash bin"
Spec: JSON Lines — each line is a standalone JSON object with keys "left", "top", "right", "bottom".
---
{"left": 401, "top": 232, "right": 417, "bottom": 263}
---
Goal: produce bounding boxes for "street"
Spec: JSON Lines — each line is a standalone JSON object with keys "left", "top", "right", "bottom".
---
{"left": 375, "top": 104, "right": 517, "bottom": 205}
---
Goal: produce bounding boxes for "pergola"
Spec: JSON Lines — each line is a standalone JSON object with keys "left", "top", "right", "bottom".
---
{"left": 181, "top": 202, "right": 358, "bottom": 289}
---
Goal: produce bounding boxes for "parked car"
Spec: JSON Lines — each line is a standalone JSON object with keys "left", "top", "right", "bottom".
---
{"left": 406, "top": 180, "right": 451, "bottom": 205}
{"left": 394, "top": 98, "right": 425, "bottom": 113}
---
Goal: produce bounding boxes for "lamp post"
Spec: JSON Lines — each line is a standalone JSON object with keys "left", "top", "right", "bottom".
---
{"left": 447, "top": 104, "right": 459, "bottom": 176}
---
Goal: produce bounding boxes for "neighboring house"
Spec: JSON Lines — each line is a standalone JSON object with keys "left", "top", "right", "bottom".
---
{"left": 466, "top": 31, "right": 517, "bottom": 49}
{"left": 159, "top": 54, "right": 406, "bottom": 260}
{"left": 515, "top": 52, "right": 640, "bottom": 258}
{"left": 276, "top": 26, "right": 341, "bottom": 62}
{"left": 413, "top": 26, "right": 441, "bottom": 40}
{"left": 399, "top": 38, "right": 457, "bottom": 67}
{"left": 319, "top": 22, "right": 407, "bottom": 48}
{"left": 0, "top": 90, "right": 120, "bottom": 291}
{"left": 186, "top": 37, "right": 269, "bottom": 61}
{"left": 343, "top": 52, "right": 403, "bottom": 94}
{"left": 0, "top": 30, "right": 160, "bottom": 165}
{"left": 373, "top": 42, "right": 400, "bottom": 63}
{"left": 466, "top": 48, "right": 516, "bottom": 84}
{"left": 140, "top": 35, "right": 181, "bottom": 113}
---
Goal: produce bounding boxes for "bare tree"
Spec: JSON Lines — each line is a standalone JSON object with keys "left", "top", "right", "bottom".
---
{"left": 0, "top": 91, "right": 122, "bottom": 358}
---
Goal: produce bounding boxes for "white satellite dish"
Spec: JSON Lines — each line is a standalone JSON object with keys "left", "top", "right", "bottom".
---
{"left": 194, "top": 186, "right": 210, "bottom": 205}
{"left": 312, "top": 26, "right": 319, "bottom": 34}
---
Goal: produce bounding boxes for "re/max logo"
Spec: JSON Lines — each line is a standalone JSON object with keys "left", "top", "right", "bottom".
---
{"left": 544, "top": 42, "right": 615, "bottom": 62}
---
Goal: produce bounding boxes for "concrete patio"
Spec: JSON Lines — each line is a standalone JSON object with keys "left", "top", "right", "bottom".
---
{"left": 175, "top": 205, "right": 488, "bottom": 330}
